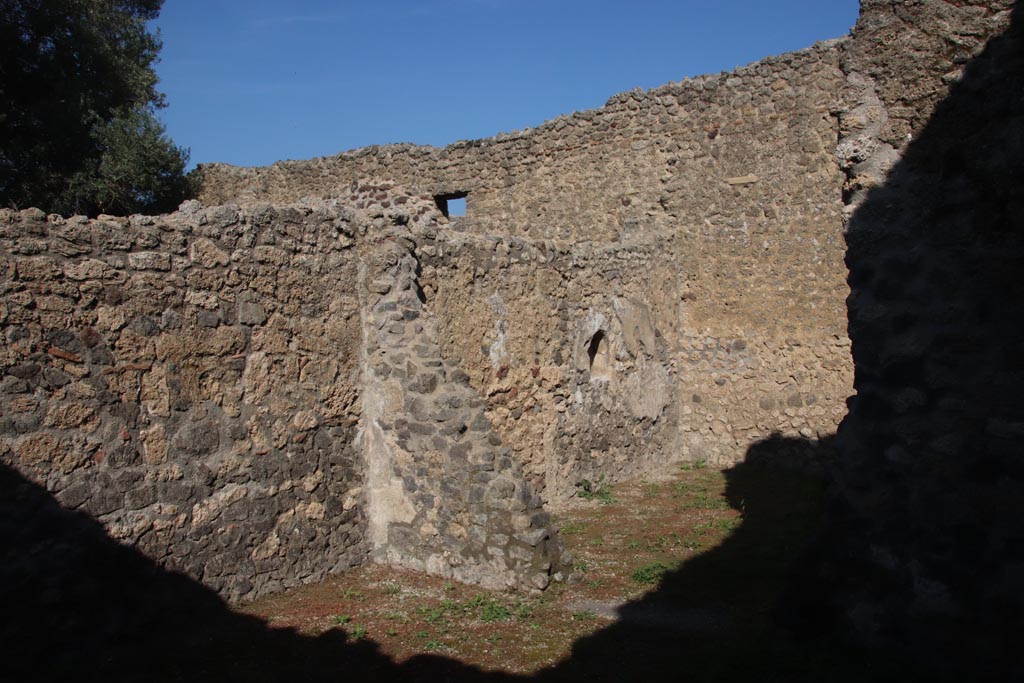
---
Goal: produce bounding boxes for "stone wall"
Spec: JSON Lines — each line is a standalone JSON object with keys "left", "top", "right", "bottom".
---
{"left": 418, "top": 231, "right": 681, "bottom": 500}
{"left": 196, "top": 37, "right": 855, "bottom": 475}
{"left": 357, "top": 226, "right": 568, "bottom": 589}
{"left": 1, "top": 198, "right": 369, "bottom": 601}
{"left": 0, "top": 184, "right": 567, "bottom": 600}
{"left": 196, "top": 40, "right": 847, "bottom": 246}
{"left": 800, "top": 0, "right": 1022, "bottom": 675}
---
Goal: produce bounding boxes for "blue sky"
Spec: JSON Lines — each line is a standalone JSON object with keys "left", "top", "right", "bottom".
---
{"left": 151, "top": 1, "right": 859, "bottom": 169}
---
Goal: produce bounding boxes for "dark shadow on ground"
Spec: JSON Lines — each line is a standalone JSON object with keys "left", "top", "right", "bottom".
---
{"left": 536, "top": 435, "right": 875, "bottom": 683}
{"left": 3, "top": 437, "right": 856, "bottom": 682}
{"left": 0, "top": 462, "right": 502, "bottom": 683}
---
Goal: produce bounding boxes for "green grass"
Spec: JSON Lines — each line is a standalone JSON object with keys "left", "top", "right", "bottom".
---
{"left": 414, "top": 594, "right": 519, "bottom": 626}
{"left": 479, "top": 599, "right": 512, "bottom": 623}
{"left": 416, "top": 605, "right": 447, "bottom": 624}
{"left": 696, "top": 517, "right": 741, "bottom": 533}
{"left": 671, "top": 481, "right": 696, "bottom": 497}
{"left": 577, "top": 476, "right": 616, "bottom": 504}
{"left": 680, "top": 459, "right": 707, "bottom": 471}
{"left": 631, "top": 560, "right": 674, "bottom": 585}
{"left": 694, "top": 492, "right": 730, "bottom": 510}
{"left": 340, "top": 587, "right": 366, "bottom": 601}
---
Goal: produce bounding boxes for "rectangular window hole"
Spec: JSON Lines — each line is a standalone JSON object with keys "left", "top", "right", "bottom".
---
{"left": 434, "top": 192, "right": 468, "bottom": 218}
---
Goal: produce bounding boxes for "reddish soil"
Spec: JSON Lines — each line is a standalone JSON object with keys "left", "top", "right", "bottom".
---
{"left": 238, "top": 463, "right": 813, "bottom": 676}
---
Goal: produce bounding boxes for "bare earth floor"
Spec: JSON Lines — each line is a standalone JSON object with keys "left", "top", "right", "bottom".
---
{"left": 235, "top": 462, "right": 856, "bottom": 680}
{"left": 8, "top": 456, "right": 909, "bottom": 682}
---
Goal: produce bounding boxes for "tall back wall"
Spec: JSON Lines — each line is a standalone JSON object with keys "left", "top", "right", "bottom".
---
{"left": 198, "top": 39, "right": 855, "bottom": 481}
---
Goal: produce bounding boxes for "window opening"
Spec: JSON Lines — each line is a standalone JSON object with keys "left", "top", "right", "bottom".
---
{"left": 434, "top": 191, "right": 468, "bottom": 218}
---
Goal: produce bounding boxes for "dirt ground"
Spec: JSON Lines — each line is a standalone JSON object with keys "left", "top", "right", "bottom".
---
{"left": 238, "top": 460, "right": 834, "bottom": 678}
{"left": 10, "top": 446, "right": 908, "bottom": 682}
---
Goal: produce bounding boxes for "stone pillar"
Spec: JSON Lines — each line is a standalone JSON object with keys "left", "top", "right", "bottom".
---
{"left": 357, "top": 232, "right": 569, "bottom": 591}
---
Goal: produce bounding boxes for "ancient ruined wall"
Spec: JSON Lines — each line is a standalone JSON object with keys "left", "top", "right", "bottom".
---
{"left": 0, "top": 200, "right": 369, "bottom": 601}
{"left": 416, "top": 227, "right": 850, "bottom": 489}
{"left": 196, "top": 41, "right": 847, "bottom": 245}
{"left": 197, "top": 39, "right": 855, "bottom": 473}
{"left": 358, "top": 230, "right": 567, "bottom": 589}
{"left": 417, "top": 231, "right": 681, "bottom": 500}
{"left": 1, "top": 183, "right": 568, "bottom": 600}
{"left": 802, "top": 0, "right": 1022, "bottom": 674}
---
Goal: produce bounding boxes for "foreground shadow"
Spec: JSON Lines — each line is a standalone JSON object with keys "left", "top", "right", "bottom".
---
{"left": 3, "top": 436, "right": 852, "bottom": 682}
{"left": 538, "top": 435, "right": 860, "bottom": 683}
{"left": 0, "top": 462, "right": 497, "bottom": 683}
{"left": 794, "top": 3, "right": 1024, "bottom": 679}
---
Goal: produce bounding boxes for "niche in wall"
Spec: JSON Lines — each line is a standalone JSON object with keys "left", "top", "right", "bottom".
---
{"left": 434, "top": 191, "right": 468, "bottom": 218}
{"left": 587, "top": 330, "right": 611, "bottom": 380}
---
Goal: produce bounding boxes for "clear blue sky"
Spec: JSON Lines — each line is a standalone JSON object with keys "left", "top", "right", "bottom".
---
{"left": 151, "top": 1, "right": 860, "bottom": 169}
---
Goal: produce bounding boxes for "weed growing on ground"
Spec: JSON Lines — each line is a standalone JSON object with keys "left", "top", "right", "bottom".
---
{"left": 577, "top": 475, "right": 616, "bottom": 504}
{"left": 631, "top": 560, "right": 674, "bottom": 585}
{"left": 679, "top": 459, "right": 707, "bottom": 470}
{"left": 417, "top": 605, "right": 446, "bottom": 624}
{"left": 645, "top": 536, "right": 667, "bottom": 552}
{"left": 349, "top": 624, "right": 368, "bottom": 640}
{"left": 696, "top": 517, "right": 740, "bottom": 533}
{"left": 559, "top": 521, "right": 586, "bottom": 535}
{"left": 479, "top": 598, "right": 512, "bottom": 623}
{"left": 671, "top": 481, "right": 694, "bottom": 497}
{"left": 340, "top": 587, "right": 366, "bottom": 601}
{"left": 331, "top": 614, "right": 351, "bottom": 625}
{"left": 694, "top": 492, "right": 730, "bottom": 510}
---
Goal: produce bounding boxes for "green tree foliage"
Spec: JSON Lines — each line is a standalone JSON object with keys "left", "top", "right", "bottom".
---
{"left": 0, "top": 0, "right": 190, "bottom": 216}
